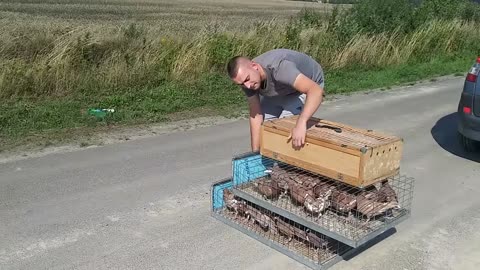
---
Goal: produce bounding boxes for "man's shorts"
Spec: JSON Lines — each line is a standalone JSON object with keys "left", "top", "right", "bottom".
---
{"left": 260, "top": 92, "right": 306, "bottom": 121}
{"left": 259, "top": 79, "right": 325, "bottom": 121}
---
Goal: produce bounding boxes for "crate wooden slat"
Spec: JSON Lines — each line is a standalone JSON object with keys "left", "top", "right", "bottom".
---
{"left": 260, "top": 116, "right": 404, "bottom": 188}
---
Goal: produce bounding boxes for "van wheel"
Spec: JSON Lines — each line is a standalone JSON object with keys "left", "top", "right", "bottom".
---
{"left": 459, "top": 132, "right": 478, "bottom": 152}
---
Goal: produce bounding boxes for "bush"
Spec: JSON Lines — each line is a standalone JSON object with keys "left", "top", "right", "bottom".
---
{"left": 343, "top": 0, "right": 417, "bottom": 34}
{"left": 333, "top": 0, "right": 480, "bottom": 36}
{"left": 414, "top": 0, "right": 480, "bottom": 22}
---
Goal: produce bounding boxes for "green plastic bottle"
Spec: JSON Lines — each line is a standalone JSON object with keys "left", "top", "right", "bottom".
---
{"left": 88, "top": 108, "right": 115, "bottom": 118}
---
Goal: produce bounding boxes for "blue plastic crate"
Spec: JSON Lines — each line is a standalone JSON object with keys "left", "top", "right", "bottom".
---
{"left": 211, "top": 177, "right": 233, "bottom": 210}
{"left": 232, "top": 151, "right": 269, "bottom": 186}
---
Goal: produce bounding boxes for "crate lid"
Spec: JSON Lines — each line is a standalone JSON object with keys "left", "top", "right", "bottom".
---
{"left": 262, "top": 116, "right": 402, "bottom": 152}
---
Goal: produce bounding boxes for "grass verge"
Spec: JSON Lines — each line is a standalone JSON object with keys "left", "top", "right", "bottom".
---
{"left": 328, "top": 54, "right": 472, "bottom": 93}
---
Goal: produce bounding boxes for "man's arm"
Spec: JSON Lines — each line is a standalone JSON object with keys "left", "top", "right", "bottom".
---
{"left": 294, "top": 73, "right": 324, "bottom": 126}
{"left": 291, "top": 73, "right": 324, "bottom": 148}
{"left": 273, "top": 59, "right": 324, "bottom": 148}
{"left": 247, "top": 94, "right": 263, "bottom": 152}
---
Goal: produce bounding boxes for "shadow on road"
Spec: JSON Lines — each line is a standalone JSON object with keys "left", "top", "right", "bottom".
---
{"left": 342, "top": 228, "right": 397, "bottom": 261}
{"left": 431, "top": 112, "right": 480, "bottom": 163}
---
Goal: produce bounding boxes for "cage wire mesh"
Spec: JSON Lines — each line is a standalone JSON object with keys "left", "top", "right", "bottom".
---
{"left": 211, "top": 179, "right": 353, "bottom": 269}
{"left": 231, "top": 153, "right": 415, "bottom": 247}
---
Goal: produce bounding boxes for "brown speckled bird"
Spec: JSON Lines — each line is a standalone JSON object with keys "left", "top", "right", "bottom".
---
{"left": 267, "top": 163, "right": 289, "bottom": 181}
{"left": 291, "top": 223, "right": 309, "bottom": 242}
{"left": 296, "top": 174, "right": 317, "bottom": 187}
{"left": 331, "top": 189, "right": 357, "bottom": 215}
{"left": 304, "top": 189, "right": 333, "bottom": 219}
{"left": 313, "top": 181, "right": 335, "bottom": 198}
{"left": 376, "top": 181, "right": 398, "bottom": 203}
{"left": 287, "top": 177, "right": 313, "bottom": 206}
{"left": 274, "top": 216, "right": 308, "bottom": 243}
{"left": 254, "top": 178, "right": 281, "bottom": 200}
{"left": 356, "top": 192, "right": 400, "bottom": 222}
{"left": 306, "top": 229, "right": 329, "bottom": 250}
{"left": 245, "top": 205, "right": 276, "bottom": 232}
{"left": 223, "top": 189, "right": 237, "bottom": 210}
{"left": 274, "top": 216, "right": 295, "bottom": 242}
{"left": 223, "top": 189, "right": 248, "bottom": 218}
{"left": 266, "top": 164, "right": 291, "bottom": 197}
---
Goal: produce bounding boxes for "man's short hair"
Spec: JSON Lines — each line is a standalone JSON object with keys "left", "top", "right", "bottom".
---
{"left": 226, "top": 56, "right": 250, "bottom": 78}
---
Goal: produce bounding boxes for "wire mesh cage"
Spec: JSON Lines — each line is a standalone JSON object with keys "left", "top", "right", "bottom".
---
{"left": 211, "top": 177, "right": 355, "bottom": 270}
{"left": 231, "top": 152, "right": 415, "bottom": 247}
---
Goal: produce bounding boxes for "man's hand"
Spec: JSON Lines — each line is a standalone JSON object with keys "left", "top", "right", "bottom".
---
{"left": 291, "top": 121, "right": 307, "bottom": 150}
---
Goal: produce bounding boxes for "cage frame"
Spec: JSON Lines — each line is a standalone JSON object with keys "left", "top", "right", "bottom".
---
{"left": 230, "top": 151, "right": 414, "bottom": 248}
{"left": 210, "top": 176, "right": 358, "bottom": 270}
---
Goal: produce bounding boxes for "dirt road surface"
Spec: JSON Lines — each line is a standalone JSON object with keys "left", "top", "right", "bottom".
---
{"left": 1, "top": 76, "right": 479, "bottom": 270}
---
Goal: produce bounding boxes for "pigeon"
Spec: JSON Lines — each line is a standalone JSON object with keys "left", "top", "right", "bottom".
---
{"left": 244, "top": 205, "right": 276, "bottom": 233}
{"left": 304, "top": 189, "right": 333, "bottom": 219}
{"left": 356, "top": 192, "right": 400, "bottom": 222}
{"left": 331, "top": 189, "right": 357, "bottom": 214}
{"left": 254, "top": 178, "right": 281, "bottom": 200}
{"left": 306, "top": 229, "right": 329, "bottom": 250}
{"left": 274, "top": 216, "right": 295, "bottom": 242}
{"left": 223, "top": 189, "right": 248, "bottom": 218}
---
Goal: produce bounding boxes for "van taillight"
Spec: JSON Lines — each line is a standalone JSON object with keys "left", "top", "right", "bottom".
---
{"left": 466, "top": 57, "right": 479, "bottom": 82}
{"left": 464, "top": 106, "right": 472, "bottom": 114}
{"left": 467, "top": 73, "right": 477, "bottom": 82}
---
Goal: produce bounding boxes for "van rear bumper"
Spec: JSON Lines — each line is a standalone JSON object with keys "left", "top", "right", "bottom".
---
{"left": 458, "top": 112, "right": 480, "bottom": 141}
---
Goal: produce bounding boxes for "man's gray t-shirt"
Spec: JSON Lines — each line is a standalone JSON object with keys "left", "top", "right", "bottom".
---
{"left": 242, "top": 49, "right": 324, "bottom": 98}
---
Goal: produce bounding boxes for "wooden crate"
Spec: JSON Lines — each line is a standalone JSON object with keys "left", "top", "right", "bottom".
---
{"left": 259, "top": 116, "right": 404, "bottom": 188}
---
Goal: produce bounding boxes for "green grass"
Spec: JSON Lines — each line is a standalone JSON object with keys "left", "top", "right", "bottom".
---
{"left": 327, "top": 54, "right": 473, "bottom": 93}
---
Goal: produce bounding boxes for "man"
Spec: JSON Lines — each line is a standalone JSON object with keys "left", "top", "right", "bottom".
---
{"left": 226, "top": 48, "right": 325, "bottom": 152}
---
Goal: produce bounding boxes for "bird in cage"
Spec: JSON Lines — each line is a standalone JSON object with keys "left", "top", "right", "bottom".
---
{"left": 306, "top": 229, "right": 329, "bottom": 251}
{"left": 265, "top": 164, "right": 290, "bottom": 198}
{"left": 274, "top": 216, "right": 295, "bottom": 242}
{"left": 295, "top": 173, "right": 315, "bottom": 186}
{"left": 304, "top": 188, "right": 333, "bottom": 220}
{"left": 254, "top": 178, "right": 281, "bottom": 200}
{"left": 356, "top": 192, "right": 400, "bottom": 222}
{"left": 245, "top": 204, "right": 277, "bottom": 233}
{"left": 266, "top": 163, "right": 289, "bottom": 181}
{"left": 223, "top": 188, "right": 238, "bottom": 210}
{"left": 313, "top": 181, "right": 335, "bottom": 198}
{"left": 291, "top": 223, "right": 309, "bottom": 243}
{"left": 223, "top": 189, "right": 248, "bottom": 219}
{"left": 286, "top": 177, "right": 313, "bottom": 206}
{"left": 330, "top": 188, "right": 357, "bottom": 219}
{"left": 375, "top": 181, "right": 398, "bottom": 204}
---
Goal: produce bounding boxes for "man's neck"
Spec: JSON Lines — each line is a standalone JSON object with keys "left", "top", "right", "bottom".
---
{"left": 259, "top": 65, "right": 267, "bottom": 89}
